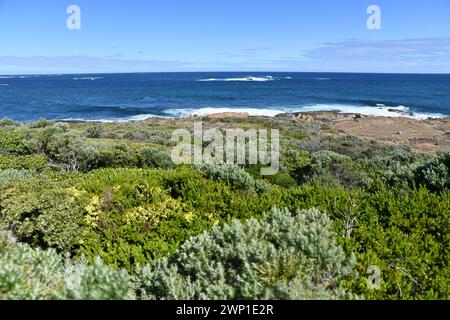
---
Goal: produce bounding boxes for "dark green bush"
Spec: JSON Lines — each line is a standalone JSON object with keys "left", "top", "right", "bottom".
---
{"left": 96, "top": 144, "right": 140, "bottom": 169}
{"left": 197, "top": 164, "right": 268, "bottom": 193}
{"left": 282, "top": 184, "right": 450, "bottom": 300}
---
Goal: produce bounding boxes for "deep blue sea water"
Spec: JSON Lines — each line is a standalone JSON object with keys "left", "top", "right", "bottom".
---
{"left": 0, "top": 72, "right": 449, "bottom": 122}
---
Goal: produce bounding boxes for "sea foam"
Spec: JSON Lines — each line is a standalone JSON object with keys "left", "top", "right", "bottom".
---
{"left": 196, "top": 75, "right": 290, "bottom": 82}
{"left": 73, "top": 77, "right": 104, "bottom": 81}
{"left": 162, "top": 104, "right": 446, "bottom": 120}
{"left": 298, "top": 104, "right": 446, "bottom": 120}
{"left": 59, "top": 113, "right": 165, "bottom": 123}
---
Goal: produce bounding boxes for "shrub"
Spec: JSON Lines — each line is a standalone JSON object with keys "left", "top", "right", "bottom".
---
{"left": 381, "top": 152, "right": 450, "bottom": 192}
{"left": 74, "top": 167, "right": 284, "bottom": 269}
{"left": 0, "top": 130, "right": 27, "bottom": 155}
{"left": 76, "top": 169, "right": 202, "bottom": 269}
{"left": 46, "top": 131, "right": 100, "bottom": 172}
{"left": 279, "top": 147, "right": 311, "bottom": 181}
{"left": 297, "top": 150, "right": 371, "bottom": 188}
{"left": 0, "top": 179, "right": 86, "bottom": 252}
{"left": 0, "top": 231, "right": 133, "bottom": 300}
{"left": 23, "top": 122, "right": 70, "bottom": 154}
{"left": 264, "top": 172, "right": 297, "bottom": 188}
{"left": 85, "top": 123, "right": 104, "bottom": 138}
{"left": 414, "top": 152, "right": 450, "bottom": 191}
{"left": 246, "top": 163, "right": 298, "bottom": 188}
{"left": 96, "top": 144, "right": 140, "bottom": 169}
{"left": 135, "top": 207, "right": 357, "bottom": 300}
{"left": 0, "top": 170, "right": 40, "bottom": 188}
{"left": 381, "top": 162, "right": 420, "bottom": 187}
{"left": 28, "top": 118, "right": 55, "bottom": 129}
{"left": 139, "top": 148, "right": 173, "bottom": 169}
{"left": 197, "top": 164, "right": 268, "bottom": 193}
{"left": 0, "top": 118, "right": 19, "bottom": 127}
{"left": 283, "top": 184, "right": 450, "bottom": 300}
{"left": 0, "top": 154, "right": 47, "bottom": 170}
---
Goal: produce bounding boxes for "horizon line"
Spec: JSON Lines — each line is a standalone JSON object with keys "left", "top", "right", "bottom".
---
{"left": 2, "top": 71, "right": 450, "bottom": 76}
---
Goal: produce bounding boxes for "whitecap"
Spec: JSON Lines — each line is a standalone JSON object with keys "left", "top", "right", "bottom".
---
{"left": 73, "top": 77, "right": 104, "bottom": 81}
{"left": 196, "top": 75, "right": 289, "bottom": 82}
{"left": 59, "top": 113, "right": 166, "bottom": 123}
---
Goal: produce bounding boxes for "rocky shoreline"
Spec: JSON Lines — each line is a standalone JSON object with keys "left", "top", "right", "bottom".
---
{"left": 60, "top": 109, "right": 449, "bottom": 154}
{"left": 187, "top": 110, "right": 450, "bottom": 154}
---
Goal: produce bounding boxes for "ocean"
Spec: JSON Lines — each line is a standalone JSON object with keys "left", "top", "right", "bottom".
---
{"left": 0, "top": 72, "right": 449, "bottom": 122}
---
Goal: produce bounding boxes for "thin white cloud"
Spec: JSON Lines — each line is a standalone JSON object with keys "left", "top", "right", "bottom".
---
{"left": 0, "top": 55, "right": 192, "bottom": 74}
{"left": 1, "top": 38, "right": 449, "bottom": 73}
{"left": 299, "top": 38, "right": 450, "bottom": 73}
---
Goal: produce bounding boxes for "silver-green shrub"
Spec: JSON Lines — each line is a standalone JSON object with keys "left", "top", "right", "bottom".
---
{"left": 0, "top": 169, "right": 39, "bottom": 188}
{"left": 0, "top": 231, "right": 134, "bottom": 300}
{"left": 134, "top": 207, "right": 357, "bottom": 300}
{"left": 415, "top": 152, "right": 450, "bottom": 191}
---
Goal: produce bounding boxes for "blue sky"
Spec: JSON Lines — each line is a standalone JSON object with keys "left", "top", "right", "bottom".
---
{"left": 0, "top": 0, "right": 449, "bottom": 74}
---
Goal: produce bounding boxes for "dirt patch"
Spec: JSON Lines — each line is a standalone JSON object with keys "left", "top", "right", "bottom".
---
{"left": 332, "top": 116, "right": 450, "bottom": 153}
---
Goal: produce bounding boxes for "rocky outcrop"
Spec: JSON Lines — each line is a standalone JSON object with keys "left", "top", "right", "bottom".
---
{"left": 204, "top": 112, "right": 249, "bottom": 119}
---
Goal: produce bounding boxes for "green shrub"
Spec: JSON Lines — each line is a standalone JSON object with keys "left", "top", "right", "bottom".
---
{"left": 75, "top": 168, "right": 205, "bottom": 269}
{"left": 84, "top": 123, "right": 104, "bottom": 138}
{"left": 0, "top": 130, "right": 27, "bottom": 155}
{"left": 297, "top": 150, "right": 372, "bottom": 188}
{"left": 246, "top": 163, "right": 298, "bottom": 188}
{"left": 0, "top": 154, "right": 47, "bottom": 170}
{"left": 0, "top": 117, "right": 447, "bottom": 300}
{"left": 139, "top": 148, "right": 173, "bottom": 169}
{"left": 0, "top": 231, "right": 133, "bottom": 300}
{"left": 74, "top": 167, "right": 284, "bottom": 269}
{"left": 283, "top": 184, "right": 450, "bottom": 300}
{"left": 46, "top": 131, "right": 100, "bottom": 172}
{"left": 96, "top": 144, "right": 140, "bottom": 169}
{"left": 135, "top": 207, "right": 357, "bottom": 300}
{"left": 0, "top": 118, "right": 19, "bottom": 127}
{"left": 197, "top": 164, "right": 268, "bottom": 193}
{"left": 0, "top": 179, "right": 85, "bottom": 252}
{"left": 22, "top": 122, "right": 69, "bottom": 154}
{"left": 28, "top": 118, "right": 55, "bottom": 129}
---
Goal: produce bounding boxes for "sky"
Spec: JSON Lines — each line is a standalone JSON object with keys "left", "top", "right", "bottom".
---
{"left": 0, "top": 0, "right": 449, "bottom": 74}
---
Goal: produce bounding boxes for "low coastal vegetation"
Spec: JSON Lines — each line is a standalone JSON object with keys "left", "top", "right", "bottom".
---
{"left": 0, "top": 116, "right": 448, "bottom": 300}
